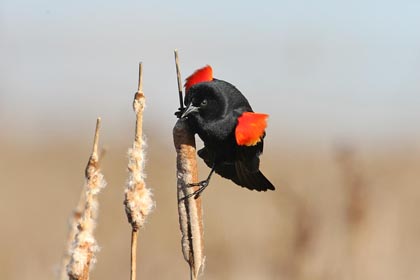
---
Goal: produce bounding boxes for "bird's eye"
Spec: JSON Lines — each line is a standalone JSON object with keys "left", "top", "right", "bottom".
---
{"left": 200, "top": 99, "right": 208, "bottom": 107}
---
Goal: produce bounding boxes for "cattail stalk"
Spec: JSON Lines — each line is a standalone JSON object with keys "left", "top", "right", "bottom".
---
{"left": 173, "top": 50, "right": 205, "bottom": 280}
{"left": 67, "top": 118, "right": 106, "bottom": 280}
{"left": 124, "top": 62, "right": 154, "bottom": 280}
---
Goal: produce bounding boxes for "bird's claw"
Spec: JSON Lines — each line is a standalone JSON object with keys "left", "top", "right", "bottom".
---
{"left": 178, "top": 180, "right": 209, "bottom": 202}
{"left": 188, "top": 180, "right": 208, "bottom": 188}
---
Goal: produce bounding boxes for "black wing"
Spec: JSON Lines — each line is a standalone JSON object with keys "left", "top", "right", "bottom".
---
{"left": 197, "top": 139, "right": 275, "bottom": 191}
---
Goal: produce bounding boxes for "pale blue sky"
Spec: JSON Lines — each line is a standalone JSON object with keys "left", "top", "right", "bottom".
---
{"left": 1, "top": 0, "right": 420, "bottom": 143}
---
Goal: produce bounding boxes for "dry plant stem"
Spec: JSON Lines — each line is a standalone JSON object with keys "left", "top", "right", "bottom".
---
{"left": 134, "top": 63, "right": 144, "bottom": 147}
{"left": 174, "top": 49, "right": 184, "bottom": 111}
{"left": 173, "top": 119, "right": 205, "bottom": 280}
{"left": 131, "top": 230, "right": 139, "bottom": 280}
{"left": 124, "top": 62, "right": 154, "bottom": 280}
{"left": 67, "top": 118, "right": 106, "bottom": 280}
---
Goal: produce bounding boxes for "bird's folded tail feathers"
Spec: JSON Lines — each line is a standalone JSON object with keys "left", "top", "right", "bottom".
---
{"left": 235, "top": 161, "right": 275, "bottom": 191}
{"left": 198, "top": 147, "right": 275, "bottom": 191}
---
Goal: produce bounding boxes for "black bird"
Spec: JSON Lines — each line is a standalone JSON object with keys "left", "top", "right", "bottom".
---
{"left": 180, "top": 65, "right": 275, "bottom": 199}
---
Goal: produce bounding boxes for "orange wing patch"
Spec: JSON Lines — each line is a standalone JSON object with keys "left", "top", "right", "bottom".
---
{"left": 235, "top": 112, "right": 268, "bottom": 146}
{"left": 184, "top": 65, "right": 213, "bottom": 93}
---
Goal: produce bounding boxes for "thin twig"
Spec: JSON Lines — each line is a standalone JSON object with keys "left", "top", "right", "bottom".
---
{"left": 137, "top": 62, "right": 143, "bottom": 93}
{"left": 92, "top": 118, "right": 100, "bottom": 158}
{"left": 134, "top": 63, "right": 144, "bottom": 146}
{"left": 174, "top": 49, "right": 184, "bottom": 114}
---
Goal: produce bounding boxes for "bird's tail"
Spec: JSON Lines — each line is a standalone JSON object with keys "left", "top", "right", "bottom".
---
{"left": 234, "top": 161, "right": 275, "bottom": 191}
{"left": 198, "top": 147, "right": 275, "bottom": 191}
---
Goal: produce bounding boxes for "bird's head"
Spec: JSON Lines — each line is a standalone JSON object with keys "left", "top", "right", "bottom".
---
{"left": 181, "top": 65, "right": 224, "bottom": 121}
{"left": 181, "top": 65, "right": 249, "bottom": 122}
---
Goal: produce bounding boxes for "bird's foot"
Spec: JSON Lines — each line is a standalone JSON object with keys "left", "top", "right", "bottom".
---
{"left": 188, "top": 180, "right": 209, "bottom": 188}
{"left": 178, "top": 180, "right": 209, "bottom": 201}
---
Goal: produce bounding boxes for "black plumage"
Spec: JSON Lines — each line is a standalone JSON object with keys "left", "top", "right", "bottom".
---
{"left": 181, "top": 77, "right": 275, "bottom": 197}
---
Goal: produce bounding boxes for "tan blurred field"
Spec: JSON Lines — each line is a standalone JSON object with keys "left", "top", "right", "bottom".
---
{"left": 1, "top": 129, "right": 420, "bottom": 280}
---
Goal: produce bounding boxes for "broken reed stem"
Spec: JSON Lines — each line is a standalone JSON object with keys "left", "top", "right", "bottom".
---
{"left": 137, "top": 62, "right": 143, "bottom": 94}
{"left": 124, "top": 62, "right": 154, "bottom": 280}
{"left": 173, "top": 119, "right": 205, "bottom": 280}
{"left": 67, "top": 118, "right": 106, "bottom": 280}
{"left": 174, "top": 49, "right": 184, "bottom": 111}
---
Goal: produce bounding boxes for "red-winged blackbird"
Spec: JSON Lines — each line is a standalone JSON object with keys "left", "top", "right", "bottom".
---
{"left": 180, "top": 65, "right": 275, "bottom": 199}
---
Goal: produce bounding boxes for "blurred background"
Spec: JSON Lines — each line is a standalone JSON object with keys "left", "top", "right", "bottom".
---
{"left": 1, "top": 0, "right": 420, "bottom": 279}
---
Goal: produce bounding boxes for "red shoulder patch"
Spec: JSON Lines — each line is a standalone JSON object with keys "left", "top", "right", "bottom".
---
{"left": 235, "top": 112, "right": 268, "bottom": 146}
{"left": 184, "top": 65, "right": 213, "bottom": 93}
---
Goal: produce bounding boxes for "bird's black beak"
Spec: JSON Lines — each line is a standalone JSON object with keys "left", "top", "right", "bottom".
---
{"left": 181, "top": 104, "right": 199, "bottom": 119}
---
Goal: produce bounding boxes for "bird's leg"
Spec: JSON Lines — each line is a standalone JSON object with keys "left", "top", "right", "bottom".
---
{"left": 179, "top": 166, "right": 215, "bottom": 201}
